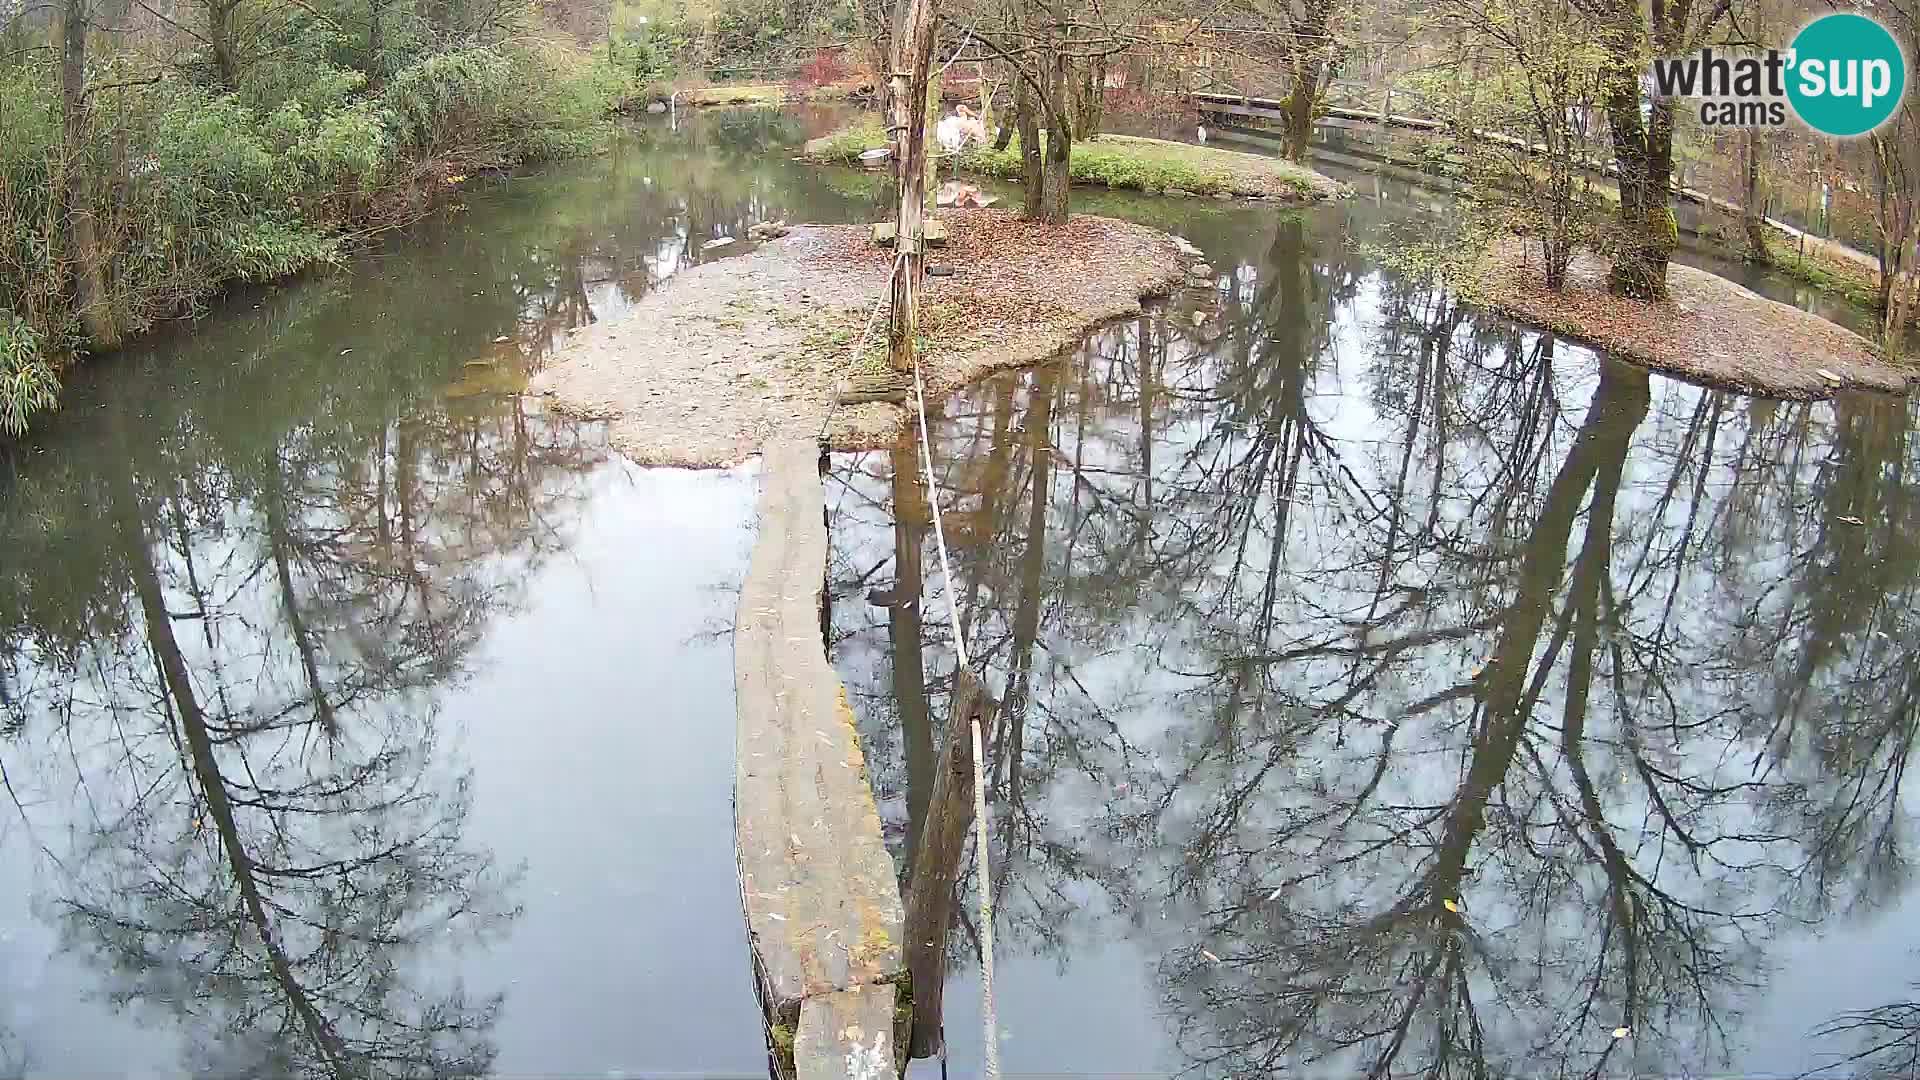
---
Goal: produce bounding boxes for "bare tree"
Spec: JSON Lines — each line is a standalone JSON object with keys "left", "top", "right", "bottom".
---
{"left": 1590, "top": 0, "right": 1735, "bottom": 298}
{"left": 886, "top": 0, "right": 937, "bottom": 370}
{"left": 1867, "top": 0, "right": 1918, "bottom": 348}
{"left": 57, "top": 0, "right": 118, "bottom": 348}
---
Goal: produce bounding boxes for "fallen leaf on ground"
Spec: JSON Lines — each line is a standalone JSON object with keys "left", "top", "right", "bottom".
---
{"left": 1612, "top": 1027, "right": 1630, "bottom": 1039}
{"left": 1443, "top": 898, "right": 1461, "bottom": 913}
{"left": 1477, "top": 240, "right": 1903, "bottom": 399}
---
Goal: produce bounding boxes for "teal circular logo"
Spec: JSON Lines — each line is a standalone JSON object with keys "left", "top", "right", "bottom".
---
{"left": 1787, "top": 13, "right": 1907, "bottom": 136}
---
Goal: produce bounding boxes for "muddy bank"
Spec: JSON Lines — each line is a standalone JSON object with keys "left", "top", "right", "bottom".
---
{"left": 529, "top": 209, "right": 1186, "bottom": 466}
{"left": 1472, "top": 239, "right": 1917, "bottom": 398}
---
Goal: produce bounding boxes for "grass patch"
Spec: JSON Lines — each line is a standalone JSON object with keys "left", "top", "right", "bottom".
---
{"left": 801, "top": 116, "right": 889, "bottom": 162}
{"left": 678, "top": 84, "right": 787, "bottom": 106}
{"left": 1770, "top": 243, "right": 1886, "bottom": 308}
{"left": 800, "top": 119, "right": 1342, "bottom": 201}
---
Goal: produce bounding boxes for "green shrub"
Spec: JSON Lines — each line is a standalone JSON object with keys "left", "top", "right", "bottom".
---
{"left": 0, "top": 69, "right": 68, "bottom": 358}
{"left": 381, "top": 48, "right": 518, "bottom": 155}
{"left": 0, "top": 26, "right": 616, "bottom": 437}
{"left": 379, "top": 45, "right": 610, "bottom": 165}
{"left": 0, "top": 312, "right": 59, "bottom": 436}
{"left": 509, "top": 48, "right": 615, "bottom": 161}
{"left": 288, "top": 101, "right": 390, "bottom": 191}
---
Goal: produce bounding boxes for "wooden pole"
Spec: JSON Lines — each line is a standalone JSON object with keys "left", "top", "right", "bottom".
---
{"left": 887, "top": 0, "right": 937, "bottom": 372}
{"left": 902, "top": 667, "right": 988, "bottom": 1059}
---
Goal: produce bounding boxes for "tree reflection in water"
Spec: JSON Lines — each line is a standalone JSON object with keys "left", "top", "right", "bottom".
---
{"left": 0, "top": 296, "right": 607, "bottom": 1077}
{"left": 828, "top": 210, "right": 1920, "bottom": 1077}
{"left": 0, "top": 104, "right": 883, "bottom": 1077}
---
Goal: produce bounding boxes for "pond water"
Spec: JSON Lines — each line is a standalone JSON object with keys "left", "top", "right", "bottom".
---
{"left": 1, "top": 105, "right": 1915, "bottom": 1079}
{"left": 0, "top": 106, "right": 873, "bottom": 1078}
{"left": 833, "top": 194, "right": 1920, "bottom": 1078}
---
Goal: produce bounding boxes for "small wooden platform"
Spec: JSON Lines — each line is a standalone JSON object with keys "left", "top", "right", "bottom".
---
{"left": 735, "top": 440, "right": 905, "bottom": 1079}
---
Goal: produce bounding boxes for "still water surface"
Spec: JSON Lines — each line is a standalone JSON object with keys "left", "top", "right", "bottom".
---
{"left": 2, "top": 106, "right": 1916, "bottom": 1078}
{"left": 831, "top": 168, "right": 1920, "bottom": 1078}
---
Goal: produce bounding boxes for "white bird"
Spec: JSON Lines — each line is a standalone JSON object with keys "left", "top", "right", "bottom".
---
{"left": 936, "top": 105, "right": 988, "bottom": 156}
{"left": 1196, "top": 124, "right": 1208, "bottom": 144}
{"left": 935, "top": 116, "right": 970, "bottom": 155}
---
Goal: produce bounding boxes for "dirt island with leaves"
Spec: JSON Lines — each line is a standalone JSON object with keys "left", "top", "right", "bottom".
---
{"left": 527, "top": 208, "right": 1192, "bottom": 466}
{"left": 1467, "top": 239, "right": 1917, "bottom": 399}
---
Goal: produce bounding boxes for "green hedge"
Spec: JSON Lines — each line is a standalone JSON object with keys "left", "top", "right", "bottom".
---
{"left": 0, "top": 34, "right": 623, "bottom": 435}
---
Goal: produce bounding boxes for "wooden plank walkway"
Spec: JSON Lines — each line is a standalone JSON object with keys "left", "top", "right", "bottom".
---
{"left": 1195, "top": 89, "right": 1913, "bottom": 290}
{"left": 735, "top": 440, "right": 904, "bottom": 1080}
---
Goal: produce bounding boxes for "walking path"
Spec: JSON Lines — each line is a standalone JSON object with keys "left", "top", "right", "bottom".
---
{"left": 735, "top": 441, "right": 903, "bottom": 1080}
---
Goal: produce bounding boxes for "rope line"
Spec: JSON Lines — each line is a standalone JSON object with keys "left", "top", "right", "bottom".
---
{"left": 818, "top": 240, "right": 999, "bottom": 1078}
{"left": 816, "top": 253, "right": 908, "bottom": 445}
{"left": 906, "top": 314, "right": 999, "bottom": 1080}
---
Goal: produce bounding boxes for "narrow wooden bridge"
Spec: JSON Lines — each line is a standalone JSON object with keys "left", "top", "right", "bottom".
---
{"left": 735, "top": 441, "right": 903, "bottom": 1080}
{"left": 1192, "top": 88, "right": 1884, "bottom": 270}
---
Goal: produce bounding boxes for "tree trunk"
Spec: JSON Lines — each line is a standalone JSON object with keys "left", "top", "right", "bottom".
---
{"left": 1601, "top": 89, "right": 1674, "bottom": 298}
{"left": 1883, "top": 215, "right": 1917, "bottom": 350}
{"left": 891, "top": 445, "right": 932, "bottom": 871}
{"left": 3, "top": 0, "right": 25, "bottom": 56}
{"left": 977, "top": 64, "right": 995, "bottom": 142}
{"left": 1599, "top": 4, "right": 1687, "bottom": 300}
{"left": 208, "top": 0, "right": 237, "bottom": 88}
{"left": 367, "top": 0, "right": 384, "bottom": 86}
{"left": 1889, "top": 264, "right": 1917, "bottom": 350}
{"left": 1282, "top": 68, "right": 1317, "bottom": 161}
{"left": 901, "top": 669, "right": 987, "bottom": 1059}
{"left": 1281, "top": 5, "right": 1332, "bottom": 162}
{"left": 884, "top": 0, "right": 936, "bottom": 372}
{"left": 924, "top": 70, "right": 942, "bottom": 194}
{"left": 992, "top": 108, "right": 1014, "bottom": 151}
{"left": 1036, "top": 51, "right": 1071, "bottom": 224}
{"left": 59, "top": 0, "right": 118, "bottom": 349}
{"left": 1014, "top": 75, "right": 1042, "bottom": 216}
{"left": 1074, "top": 56, "right": 1105, "bottom": 138}
{"left": 1742, "top": 129, "right": 1771, "bottom": 264}
{"left": 1039, "top": 124, "right": 1069, "bottom": 223}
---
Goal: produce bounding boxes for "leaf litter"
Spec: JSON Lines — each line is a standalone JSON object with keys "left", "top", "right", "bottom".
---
{"left": 529, "top": 210, "right": 1186, "bottom": 467}
{"left": 1471, "top": 240, "right": 1915, "bottom": 400}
